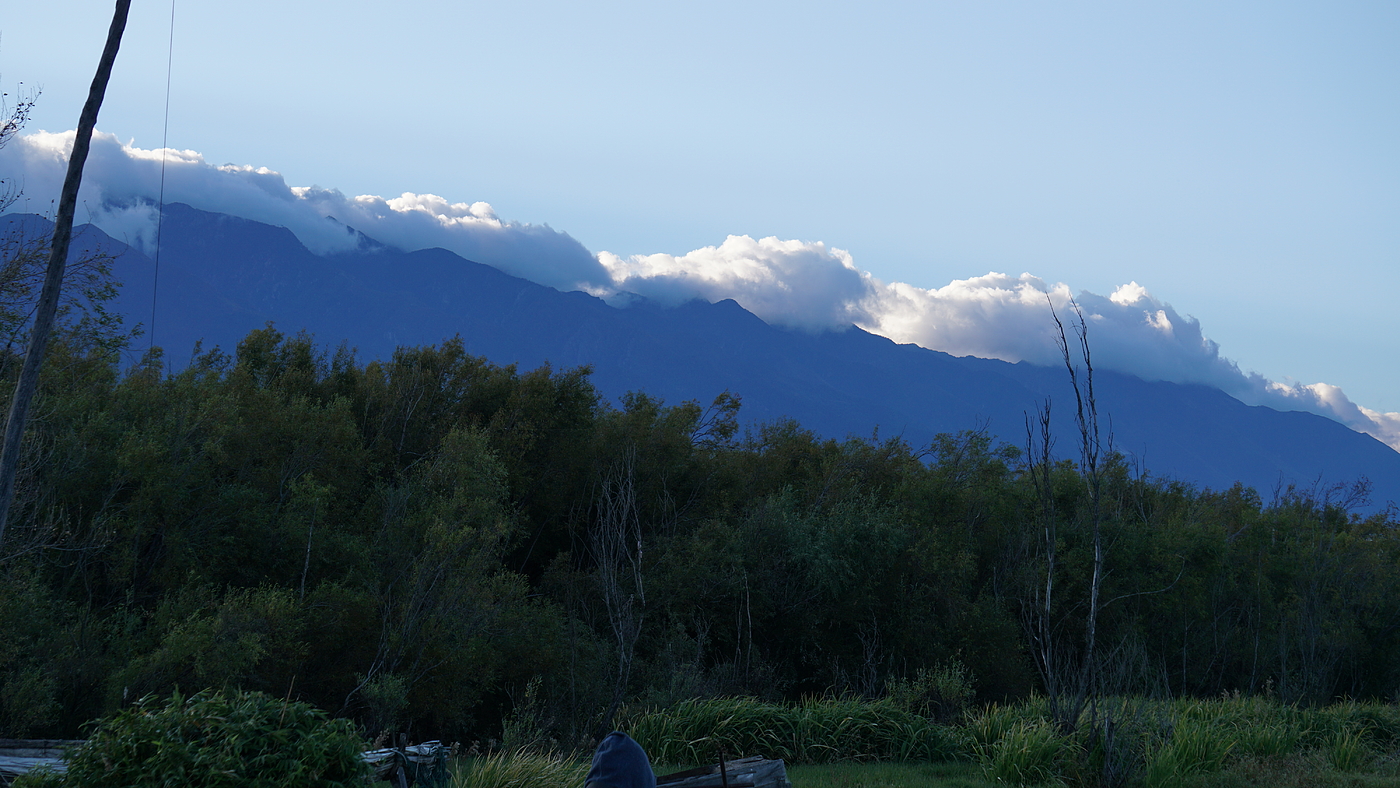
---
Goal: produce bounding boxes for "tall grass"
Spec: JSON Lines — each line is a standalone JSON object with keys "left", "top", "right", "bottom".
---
{"left": 1323, "top": 726, "right": 1371, "bottom": 772}
{"left": 978, "top": 719, "right": 1077, "bottom": 787}
{"left": 786, "top": 761, "right": 995, "bottom": 788}
{"left": 624, "top": 694, "right": 1400, "bottom": 787}
{"left": 451, "top": 750, "right": 587, "bottom": 788}
{"left": 964, "top": 703, "right": 1026, "bottom": 753}
{"left": 627, "top": 696, "right": 957, "bottom": 765}
{"left": 1142, "top": 717, "right": 1233, "bottom": 788}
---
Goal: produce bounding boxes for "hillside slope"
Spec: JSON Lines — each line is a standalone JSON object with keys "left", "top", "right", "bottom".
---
{"left": 6, "top": 205, "right": 1396, "bottom": 505}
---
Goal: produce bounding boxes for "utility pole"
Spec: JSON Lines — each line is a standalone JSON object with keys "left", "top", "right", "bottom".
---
{"left": 0, "top": 0, "right": 132, "bottom": 546}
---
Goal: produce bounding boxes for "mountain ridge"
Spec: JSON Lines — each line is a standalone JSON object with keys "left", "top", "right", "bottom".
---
{"left": 4, "top": 204, "right": 1397, "bottom": 507}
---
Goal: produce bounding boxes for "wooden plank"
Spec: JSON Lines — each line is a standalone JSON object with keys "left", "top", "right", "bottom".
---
{"left": 0, "top": 740, "right": 82, "bottom": 759}
{"left": 656, "top": 756, "right": 791, "bottom": 788}
{"left": 0, "top": 741, "right": 78, "bottom": 782}
{"left": 0, "top": 755, "right": 67, "bottom": 783}
{"left": 0, "top": 738, "right": 449, "bottom": 785}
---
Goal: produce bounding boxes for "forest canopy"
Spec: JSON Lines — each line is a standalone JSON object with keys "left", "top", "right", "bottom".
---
{"left": 0, "top": 324, "right": 1396, "bottom": 744}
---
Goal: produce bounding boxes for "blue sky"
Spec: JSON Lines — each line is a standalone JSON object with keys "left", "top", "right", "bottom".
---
{"left": 3, "top": 2, "right": 1398, "bottom": 423}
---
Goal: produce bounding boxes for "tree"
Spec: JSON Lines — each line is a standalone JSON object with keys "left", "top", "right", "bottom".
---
{"left": 0, "top": 0, "right": 132, "bottom": 546}
{"left": 1022, "top": 297, "right": 1109, "bottom": 733}
{"left": 0, "top": 79, "right": 38, "bottom": 212}
{"left": 592, "top": 447, "right": 646, "bottom": 733}
{"left": 1055, "top": 298, "right": 1108, "bottom": 729}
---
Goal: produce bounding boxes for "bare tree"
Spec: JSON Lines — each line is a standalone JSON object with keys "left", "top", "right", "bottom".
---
{"left": 0, "top": 80, "right": 38, "bottom": 213}
{"left": 1022, "top": 296, "right": 1108, "bottom": 733}
{"left": 1056, "top": 298, "right": 1107, "bottom": 729}
{"left": 1023, "top": 398, "right": 1065, "bottom": 717}
{"left": 592, "top": 448, "right": 646, "bottom": 733}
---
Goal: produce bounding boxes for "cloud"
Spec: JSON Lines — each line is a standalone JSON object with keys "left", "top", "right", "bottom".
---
{"left": 598, "top": 235, "right": 872, "bottom": 331}
{"left": 860, "top": 275, "right": 1245, "bottom": 385}
{"left": 3, "top": 129, "right": 1396, "bottom": 452}
{"left": 0, "top": 129, "right": 607, "bottom": 290}
{"left": 597, "top": 242, "right": 1400, "bottom": 452}
{"left": 862, "top": 277, "right": 1400, "bottom": 451}
{"left": 1261, "top": 382, "right": 1400, "bottom": 454}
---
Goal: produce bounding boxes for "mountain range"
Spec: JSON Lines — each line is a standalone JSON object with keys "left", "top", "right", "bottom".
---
{"left": 5, "top": 203, "right": 1398, "bottom": 507}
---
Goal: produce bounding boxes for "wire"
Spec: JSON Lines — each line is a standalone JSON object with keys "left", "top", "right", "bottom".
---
{"left": 150, "top": 0, "right": 176, "bottom": 358}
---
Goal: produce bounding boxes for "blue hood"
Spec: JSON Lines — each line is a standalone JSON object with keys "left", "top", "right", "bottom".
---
{"left": 585, "top": 731, "right": 656, "bottom": 788}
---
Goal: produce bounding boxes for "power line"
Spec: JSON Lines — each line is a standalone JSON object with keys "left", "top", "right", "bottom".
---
{"left": 150, "top": 0, "right": 176, "bottom": 358}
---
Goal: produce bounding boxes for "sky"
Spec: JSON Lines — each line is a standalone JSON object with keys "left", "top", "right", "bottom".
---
{"left": 2, "top": 2, "right": 1398, "bottom": 445}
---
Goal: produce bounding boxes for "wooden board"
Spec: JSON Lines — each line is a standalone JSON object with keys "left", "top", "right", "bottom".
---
{"left": 656, "top": 756, "right": 791, "bottom": 788}
{"left": 0, "top": 738, "right": 448, "bottom": 786}
{"left": 0, "top": 741, "right": 79, "bottom": 784}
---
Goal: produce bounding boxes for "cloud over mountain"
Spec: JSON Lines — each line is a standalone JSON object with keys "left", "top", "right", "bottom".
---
{"left": 1, "top": 130, "right": 607, "bottom": 290}
{"left": 602, "top": 237, "right": 1400, "bottom": 450}
{"left": 3, "top": 131, "right": 1397, "bottom": 452}
{"left": 597, "top": 236, "right": 874, "bottom": 332}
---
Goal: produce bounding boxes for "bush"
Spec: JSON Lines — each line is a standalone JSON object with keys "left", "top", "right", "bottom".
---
{"left": 13, "top": 688, "right": 369, "bottom": 788}
{"left": 885, "top": 659, "right": 977, "bottom": 723}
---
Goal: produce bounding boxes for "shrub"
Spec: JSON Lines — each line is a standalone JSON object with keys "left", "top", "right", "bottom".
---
{"left": 13, "top": 688, "right": 369, "bottom": 788}
{"left": 885, "top": 659, "right": 977, "bottom": 723}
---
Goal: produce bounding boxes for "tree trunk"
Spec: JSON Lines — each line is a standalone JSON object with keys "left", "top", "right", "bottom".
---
{"left": 0, "top": 0, "right": 132, "bottom": 545}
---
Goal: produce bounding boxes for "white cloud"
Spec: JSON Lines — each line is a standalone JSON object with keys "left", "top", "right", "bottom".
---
{"left": 3, "top": 129, "right": 1396, "bottom": 452}
{"left": 1261, "top": 382, "right": 1400, "bottom": 452}
{"left": 598, "top": 244, "right": 1400, "bottom": 452}
{"left": 0, "top": 130, "right": 606, "bottom": 290}
{"left": 855, "top": 274, "right": 1248, "bottom": 393}
{"left": 598, "top": 235, "right": 871, "bottom": 331}
{"left": 1109, "top": 281, "right": 1150, "bottom": 305}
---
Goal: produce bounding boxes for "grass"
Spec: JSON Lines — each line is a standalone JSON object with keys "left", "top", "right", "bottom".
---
{"left": 979, "top": 718, "right": 1078, "bottom": 786}
{"left": 786, "top": 761, "right": 996, "bottom": 787}
{"left": 627, "top": 696, "right": 956, "bottom": 765}
{"left": 460, "top": 695, "right": 1400, "bottom": 788}
{"left": 1143, "top": 716, "right": 1235, "bottom": 788}
{"left": 449, "top": 756, "right": 998, "bottom": 788}
{"left": 448, "top": 750, "right": 1400, "bottom": 788}
{"left": 450, "top": 750, "right": 587, "bottom": 788}
{"left": 1170, "top": 753, "right": 1400, "bottom": 788}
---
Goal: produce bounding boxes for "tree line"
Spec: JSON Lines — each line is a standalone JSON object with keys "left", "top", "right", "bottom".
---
{"left": 0, "top": 324, "right": 1396, "bottom": 745}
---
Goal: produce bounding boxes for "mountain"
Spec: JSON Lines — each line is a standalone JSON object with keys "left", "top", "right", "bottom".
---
{"left": 6, "top": 204, "right": 1399, "bottom": 507}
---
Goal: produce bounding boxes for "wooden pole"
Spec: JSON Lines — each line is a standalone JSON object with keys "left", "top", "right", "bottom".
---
{"left": 0, "top": 0, "right": 132, "bottom": 546}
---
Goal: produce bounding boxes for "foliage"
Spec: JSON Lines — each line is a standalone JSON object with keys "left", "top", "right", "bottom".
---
{"left": 451, "top": 750, "right": 587, "bottom": 788}
{"left": 0, "top": 327, "right": 1398, "bottom": 749}
{"left": 12, "top": 688, "right": 368, "bottom": 788}
{"left": 886, "top": 660, "right": 978, "bottom": 723}
{"left": 784, "top": 761, "right": 996, "bottom": 788}
{"left": 960, "top": 695, "right": 1400, "bottom": 787}
{"left": 977, "top": 718, "right": 1078, "bottom": 787}
{"left": 627, "top": 696, "right": 956, "bottom": 765}
{"left": 1321, "top": 726, "right": 1371, "bottom": 773}
{"left": 1141, "top": 717, "right": 1233, "bottom": 788}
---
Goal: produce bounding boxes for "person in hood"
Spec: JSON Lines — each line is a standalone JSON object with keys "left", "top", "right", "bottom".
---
{"left": 584, "top": 731, "right": 656, "bottom": 788}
